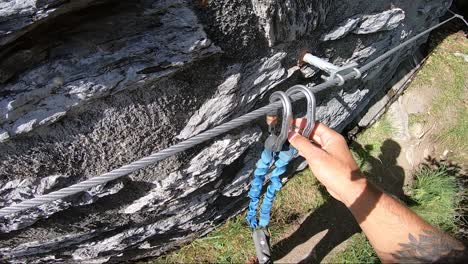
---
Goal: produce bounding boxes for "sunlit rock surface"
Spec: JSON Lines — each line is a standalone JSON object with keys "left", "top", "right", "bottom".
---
{"left": 0, "top": 0, "right": 452, "bottom": 262}
{"left": 321, "top": 8, "right": 406, "bottom": 41}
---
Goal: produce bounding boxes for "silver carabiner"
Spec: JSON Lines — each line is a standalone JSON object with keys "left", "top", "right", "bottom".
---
{"left": 266, "top": 91, "right": 293, "bottom": 152}
{"left": 286, "top": 85, "right": 316, "bottom": 139}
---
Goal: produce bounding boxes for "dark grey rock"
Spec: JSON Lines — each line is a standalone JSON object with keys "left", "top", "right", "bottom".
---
{"left": 355, "top": 8, "right": 405, "bottom": 34}
{"left": 178, "top": 52, "right": 287, "bottom": 139}
{"left": 0, "top": 0, "right": 221, "bottom": 140}
{"left": 0, "top": 128, "right": 8, "bottom": 141}
{"left": 252, "top": 0, "right": 333, "bottom": 45}
{"left": 0, "top": 176, "right": 124, "bottom": 233}
{"left": 0, "top": 0, "right": 452, "bottom": 262}
{"left": 0, "top": 0, "right": 107, "bottom": 47}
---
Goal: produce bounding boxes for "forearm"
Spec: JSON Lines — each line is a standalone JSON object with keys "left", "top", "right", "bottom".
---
{"left": 288, "top": 123, "right": 466, "bottom": 262}
{"left": 343, "top": 179, "right": 467, "bottom": 263}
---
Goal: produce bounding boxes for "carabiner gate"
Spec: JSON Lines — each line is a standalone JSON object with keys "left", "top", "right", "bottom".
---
{"left": 286, "top": 85, "right": 317, "bottom": 138}
{"left": 265, "top": 91, "right": 293, "bottom": 152}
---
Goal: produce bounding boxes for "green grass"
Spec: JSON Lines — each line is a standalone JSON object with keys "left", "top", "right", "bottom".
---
{"left": 357, "top": 115, "right": 394, "bottom": 155}
{"left": 167, "top": 216, "right": 254, "bottom": 263}
{"left": 407, "top": 32, "right": 468, "bottom": 161}
{"left": 409, "top": 33, "right": 467, "bottom": 94}
{"left": 419, "top": 47, "right": 466, "bottom": 115}
{"left": 437, "top": 107, "right": 468, "bottom": 156}
{"left": 154, "top": 168, "right": 327, "bottom": 263}
{"left": 331, "top": 165, "right": 461, "bottom": 263}
{"left": 410, "top": 165, "right": 460, "bottom": 232}
{"left": 272, "top": 169, "right": 328, "bottom": 228}
{"left": 408, "top": 112, "right": 427, "bottom": 127}
{"left": 350, "top": 114, "right": 394, "bottom": 171}
{"left": 331, "top": 233, "right": 380, "bottom": 264}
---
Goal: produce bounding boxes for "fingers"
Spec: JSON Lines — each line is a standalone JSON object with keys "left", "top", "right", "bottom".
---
{"left": 290, "top": 120, "right": 340, "bottom": 148}
{"left": 288, "top": 119, "right": 348, "bottom": 150}
{"left": 292, "top": 118, "right": 308, "bottom": 132}
{"left": 287, "top": 119, "right": 363, "bottom": 204}
{"left": 288, "top": 118, "right": 307, "bottom": 142}
{"left": 288, "top": 132, "right": 330, "bottom": 164}
{"left": 310, "top": 122, "right": 345, "bottom": 151}
{"left": 310, "top": 122, "right": 358, "bottom": 170}
{"left": 309, "top": 122, "right": 342, "bottom": 147}
{"left": 291, "top": 120, "right": 358, "bottom": 170}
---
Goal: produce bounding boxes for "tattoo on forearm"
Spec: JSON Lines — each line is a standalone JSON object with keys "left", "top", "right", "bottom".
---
{"left": 392, "top": 229, "right": 468, "bottom": 263}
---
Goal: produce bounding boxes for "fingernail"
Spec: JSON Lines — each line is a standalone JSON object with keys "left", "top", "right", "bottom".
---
{"left": 288, "top": 131, "right": 300, "bottom": 142}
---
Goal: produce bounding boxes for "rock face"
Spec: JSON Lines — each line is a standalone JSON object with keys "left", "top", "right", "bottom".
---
{"left": 0, "top": 0, "right": 451, "bottom": 262}
{"left": 321, "top": 8, "right": 406, "bottom": 41}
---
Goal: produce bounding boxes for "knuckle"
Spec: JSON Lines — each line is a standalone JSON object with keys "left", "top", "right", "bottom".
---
{"left": 333, "top": 134, "right": 346, "bottom": 144}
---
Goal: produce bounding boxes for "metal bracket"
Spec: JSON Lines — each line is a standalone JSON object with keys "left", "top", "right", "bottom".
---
{"left": 299, "top": 52, "right": 361, "bottom": 85}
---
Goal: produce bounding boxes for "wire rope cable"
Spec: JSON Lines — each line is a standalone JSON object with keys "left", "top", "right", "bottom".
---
{"left": 0, "top": 13, "right": 465, "bottom": 218}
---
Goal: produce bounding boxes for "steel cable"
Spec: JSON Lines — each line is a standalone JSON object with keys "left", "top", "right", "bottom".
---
{"left": 0, "top": 14, "right": 464, "bottom": 218}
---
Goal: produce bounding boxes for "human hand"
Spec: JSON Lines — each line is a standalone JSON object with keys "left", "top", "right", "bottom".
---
{"left": 288, "top": 120, "right": 366, "bottom": 205}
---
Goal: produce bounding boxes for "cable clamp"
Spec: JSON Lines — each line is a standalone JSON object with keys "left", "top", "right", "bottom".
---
{"left": 334, "top": 74, "right": 345, "bottom": 86}
{"left": 353, "top": 68, "right": 362, "bottom": 79}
